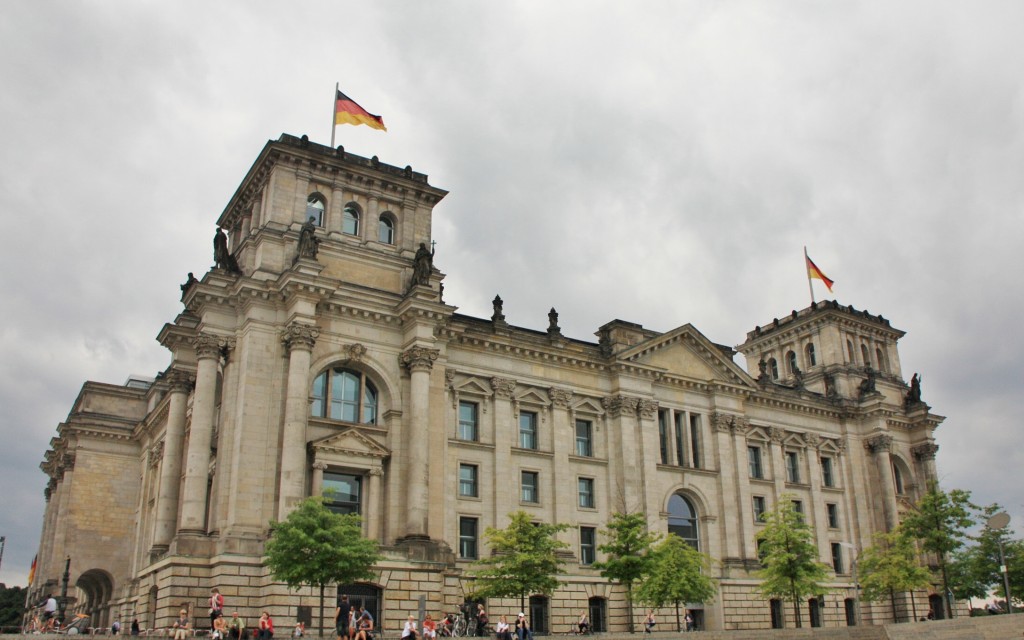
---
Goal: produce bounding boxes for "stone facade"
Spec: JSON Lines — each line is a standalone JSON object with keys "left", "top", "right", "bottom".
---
{"left": 31, "top": 134, "right": 951, "bottom": 633}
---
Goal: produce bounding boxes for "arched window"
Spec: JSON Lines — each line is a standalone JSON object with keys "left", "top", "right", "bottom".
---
{"left": 306, "top": 194, "right": 326, "bottom": 226}
{"left": 875, "top": 348, "right": 887, "bottom": 373}
{"left": 892, "top": 462, "right": 905, "bottom": 495}
{"left": 847, "top": 340, "right": 856, "bottom": 363}
{"left": 378, "top": 215, "right": 395, "bottom": 244}
{"left": 805, "top": 343, "right": 816, "bottom": 367}
{"left": 311, "top": 368, "right": 378, "bottom": 424}
{"left": 343, "top": 203, "right": 361, "bottom": 236}
{"left": 768, "top": 358, "right": 779, "bottom": 380}
{"left": 786, "top": 350, "right": 798, "bottom": 375}
{"left": 861, "top": 344, "right": 871, "bottom": 368}
{"left": 667, "top": 493, "right": 699, "bottom": 550}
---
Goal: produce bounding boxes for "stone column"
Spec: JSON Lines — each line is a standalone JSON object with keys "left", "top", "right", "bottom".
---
{"left": 368, "top": 467, "right": 384, "bottom": 541}
{"left": 637, "top": 399, "right": 661, "bottom": 528}
{"left": 179, "top": 334, "right": 223, "bottom": 534}
{"left": 912, "top": 443, "right": 940, "bottom": 484}
{"left": 311, "top": 461, "right": 327, "bottom": 496}
{"left": 867, "top": 434, "right": 898, "bottom": 531}
{"left": 278, "top": 323, "right": 319, "bottom": 520}
{"left": 730, "top": 417, "right": 756, "bottom": 560}
{"left": 152, "top": 371, "right": 192, "bottom": 550}
{"left": 492, "top": 377, "right": 516, "bottom": 529}
{"left": 328, "top": 185, "right": 344, "bottom": 231}
{"left": 803, "top": 434, "right": 831, "bottom": 563}
{"left": 603, "top": 395, "right": 641, "bottom": 513}
{"left": 767, "top": 427, "right": 788, "bottom": 497}
{"left": 549, "top": 388, "right": 574, "bottom": 527}
{"left": 400, "top": 345, "right": 439, "bottom": 539}
{"left": 712, "top": 413, "right": 741, "bottom": 561}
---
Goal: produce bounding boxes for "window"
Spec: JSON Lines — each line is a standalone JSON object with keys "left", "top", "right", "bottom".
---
{"left": 378, "top": 216, "right": 394, "bottom": 244}
{"left": 521, "top": 471, "right": 539, "bottom": 503}
{"left": 343, "top": 203, "right": 360, "bottom": 235}
{"left": 459, "top": 517, "right": 478, "bottom": 559}
{"left": 827, "top": 503, "right": 840, "bottom": 529}
{"left": 861, "top": 344, "right": 871, "bottom": 367}
{"left": 770, "top": 599, "right": 784, "bottom": 629}
{"left": 753, "top": 496, "right": 766, "bottom": 522}
{"left": 690, "top": 414, "right": 702, "bottom": 468}
{"left": 805, "top": 343, "right": 817, "bottom": 367}
{"left": 893, "top": 463, "right": 905, "bottom": 494}
{"left": 578, "top": 477, "right": 595, "bottom": 509}
{"left": 831, "top": 543, "right": 844, "bottom": 574}
{"left": 821, "top": 456, "right": 835, "bottom": 487}
{"left": 575, "top": 420, "right": 593, "bottom": 457}
{"left": 748, "top": 446, "right": 764, "bottom": 479}
{"left": 459, "top": 464, "right": 478, "bottom": 498}
{"left": 847, "top": 340, "right": 856, "bottom": 363}
{"left": 876, "top": 348, "right": 887, "bottom": 373}
{"left": 674, "top": 413, "right": 686, "bottom": 467}
{"left": 458, "top": 401, "right": 478, "bottom": 441}
{"left": 769, "top": 357, "right": 779, "bottom": 380}
{"left": 519, "top": 412, "right": 538, "bottom": 449}
{"left": 844, "top": 598, "right": 857, "bottom": 626}
{"left": 311, "top": 368, "right": 377, "bottom": 424}
{"left": 785, "top": 451, "right": 800, "bottom": 483}
{"left": 323, "top": 472, "right": 361, "bottom": 514}
{"left": 787, "top": 350, "right": 798, "bottom": 375}
{"left": 667, "top": 493, "right": 699, "bottom": 550}
{"left": 579, "top": 527, "right": 596, "bottom": 565}
{"left": 658, "top": 411, "right": 669, "bottom": 464}
{"left": 306, "top": 194, "right": 325, "bottom": 226}
{"left": 792, "top": 500, "right": 804, "bottom": 519}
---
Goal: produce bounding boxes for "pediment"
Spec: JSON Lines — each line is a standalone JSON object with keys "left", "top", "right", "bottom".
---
{"left": 746, "top": 426, "right": 770, "bottom": 442}
{"left": 572, "top": 397, "right": 606, "bottom": 416}
{"left": 454, "top": 377, "right": 493, "bottom": 397}
{"left": 311, "top": 428, "right": 389, "bottom": 459}
{"left": 515, "top": 388, "right": 551, "bottom": 407}
{"left": 617, "top": 324, "right": 756, "bottom": 387}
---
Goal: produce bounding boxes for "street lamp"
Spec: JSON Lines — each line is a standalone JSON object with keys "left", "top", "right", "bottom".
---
{"left": 839, "top": 542, "right": 861, "bottom": 626}
{"left": 985, "top": 512, "right": 1014, "bottom": 614}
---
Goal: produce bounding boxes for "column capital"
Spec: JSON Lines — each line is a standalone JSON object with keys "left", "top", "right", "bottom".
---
{"left": 401, "top": 345, "right": 440, "bottom": 372}
{"left": 911, "top": 442, "right": 939, "bottom": 461}
{"left": 768, "top": 426, "right": 786, "bottom": 443}
{"left": 149, "top": 441, "right": 165, "bottom": 468}
{"left": 311, "top": 461, "right": 328, "bottom": 471}
{"left": 282, "top": 323, "right": 320, "bottom": 352}
{"left": 866, "top": 433, "right": 893, "bottom": 454}
{"left": 732, "top": 416, "right": 750, "bottom": 435}
{"left": 193, "top": 333, "right": 233, "bottom": 360}
{"left": 637, "top": 399, "right": 659, "bottom": 420}
{"left": 166, "top": 369, "right": 195, "bottom": 393}
{"left": 601, "top": 394, "right": 640, "bottom": 419}
{"left": 548, "top": 387, "right": 573, "bottom": 409}
{"left": 803, "top": 433, "right": 821, "bottom": 449}
{"left": 490, "top": 376, "right": 517, "bottom": 398}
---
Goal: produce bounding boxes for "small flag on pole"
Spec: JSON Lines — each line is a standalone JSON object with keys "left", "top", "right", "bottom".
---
{"left": 805, "top": 254, "right": 834, "bottom": 292}
{"left": 334, "top": 89, "right": 386, "bottom": 131}
{"left": 27, "top": 554, "right": 37, "bottom": 585}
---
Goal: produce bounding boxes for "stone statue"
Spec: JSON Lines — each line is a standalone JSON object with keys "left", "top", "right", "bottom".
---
{"left": 757, "top": 358, "right": 770, "bottom": 384}
{"left": 213, "top": 228, "right": 241, "bottom": 273}
{"left": 905, "top": 373, "right": 922, "bottom": 405}
{"left": 824, "top": 372, "right": 839, "bottom": 400}
{"left": 858, "top": 367, "right": 877, "bottom": 398}
{"left": 180, "top": 272, "right": 197, "bottom": 292}
{"left": 297, "top": 216, "right": 319, "bottom": 259}
{"left": 411, "top": 242, "right": 434, "bottom": 286}
{"left": 548, "top": 307, "right": 560, "bottom": 335}
{"left": 492, "top": 295, "right": 505, "bottom": 323}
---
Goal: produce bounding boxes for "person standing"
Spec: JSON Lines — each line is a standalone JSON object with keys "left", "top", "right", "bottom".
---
{"left": 474, "top": 605, "right": 487, "bottom": 637}
{"left": 210, "top": 588, "right": 225, "bottom": 630}
{"left": 130, "top": 619, "right": 140, "bottom": 636}
{"left": 173, "top": 610, "right": 191, "bottom": 640}
{"left": 335, "top": 595, "right": 352, "bottom": 640}
{"left": 112, "top": 619, "right": 122, "bottom": 635}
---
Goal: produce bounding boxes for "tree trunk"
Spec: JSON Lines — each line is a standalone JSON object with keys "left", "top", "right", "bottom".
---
{"left": 792, "top": 599, "right": 802, "bottom": 629}
{"left": 910, "top": 590, "right": 918, "bottom": 621}
{"left": 940, "top": 559, "right": 954, "bottom": 618}
{"left": 626, "top": 584, "right": 635, "bottom": 633}
{"left": 674, "top": 602, "right": 681, "bottom": 632}
{"left": 890, "top": 590, "right": 898, "bottom": 622}
{"left": 319, "top": 584, "right": 325, "bottom": 639}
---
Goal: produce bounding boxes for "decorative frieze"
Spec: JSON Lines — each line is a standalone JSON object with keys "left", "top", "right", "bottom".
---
{"left": 401, "top": 345, "right": 440, "bottom": 372}
{"left": 803, "top": 433, "right": 821, "bottom": 449}
{"left": 768, "top": 426, "right": 786, "bottom": 443}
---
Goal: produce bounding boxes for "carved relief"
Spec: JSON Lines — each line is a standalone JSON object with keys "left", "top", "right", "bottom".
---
{"left": 866, "top": 434, "right": 893, "bottom": 453}
{"left": 637, "top": 399, "right": 659, "bottom": 420}
{"left": 711, "top": 412, "right": 733, "bottom": 432}
{"left": 732, "top": 416, "right": 750, "bottom": 435}
{"left": 803, "top": 433, "right": 821, "bottom": 449}
{"left": 548, "top": 387, "right": 573, "bottom": 409}
{"left": 345, "top": 343, "right": 367, "bottom": 362}
{"left": 602, "top": 395, "right": 640, "bottom": 419}
{"left": 401, "top": 346, "right": 440, "bottom": 372}
{"left": 768, "top": 427, "right": 786, "bottom": 443}
{"left": 282, "top": 323, "right": 320, "bottom": 352}
{"left": 490, "top": 377, "right": 517, "bottom": 399}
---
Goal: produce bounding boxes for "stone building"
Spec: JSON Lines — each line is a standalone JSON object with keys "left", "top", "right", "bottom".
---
{"left": 30, "top": 133, "right": 948, "bottom": 632}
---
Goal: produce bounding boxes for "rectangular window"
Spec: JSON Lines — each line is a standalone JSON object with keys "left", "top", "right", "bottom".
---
{"left": 323, "top": 472, "right": 361, "bottom": 515}
{"left": 752, "top": 496, "right": 767, "bottom": 522}
{"left": 658, "top": 410, "right": 670, "bottom": 464}
{"left": 831, "top": 543, "right": 844, "bottom": 574}
{"left": 786, "top": 451, "right": 800, "bottom": 483}
{"left": 578, "top": 477, "right": 595, "bottom": 509}
{"left": 580, "top": 526, "right": 596, "bottom": 565}
{"left": 458, "top": 463, "right": 478, "bottom": 498}
{"left": 821, "top": 456, "right": 835, "bottom": 487}
{"left": 575, "top": 419, "right": 593, "bottom": 457}
{"left": 748, "top": 446, "right": 764, "bottom": 479}
{"left": 827, "top": 503, "right": 840, "bottom": 529}
{"left": 521, "top": 471, "right": 539, "bottom": 503}
{"left": 674, "top": 413, "right": 686, "bottom": 468}
{"left": 519, "top": 411, "right": 538, "bottom": 449}
{"left": 458, "top": 401, "right": 478, "bottom": 441}
{"left": 459, "top": 517, "right": 478, "bottom": 559}
{"left": 792, "top": 500, "right": 804, "bottom": 520}
{"left": 689, "top": 414, "right": 702, "bottom": 468}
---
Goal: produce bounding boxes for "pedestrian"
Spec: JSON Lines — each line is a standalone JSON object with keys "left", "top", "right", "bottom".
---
{"left": 112, "top": 619, "right": 121, "bottom": 635}
{"left": 293, "top": 621, "right": 304, "bottom": 638}
{"left": 354, "top": 609, "right": 373, "bottom": 640}
{"left": 130, "top": 619, "right": 140, "bottom": 636}
{"left": 643, "top": 611, "right": 656, "bottom": 634}
{"left": 684, "top": 610, "right": 693, "bottom": 632}
{"left": 336, "top": 595, "right": 352, "bottom": 640}
{"left": 43, "top": 594, "right": 58, "bottom": 632}
{"left": 475, "top": 605, "right": 488, "bottom": 636}
{"left": 210, "top": 588, "right": 225, "bottom": 630}
{"left": 514, "top": 613, "right": 531, "bottom": 640}
{"left": 173, "top": 610, "right": 191, "bottom": 640}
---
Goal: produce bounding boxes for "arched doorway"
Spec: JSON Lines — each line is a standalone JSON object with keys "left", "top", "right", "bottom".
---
{"left": 76, "top": 569, "right": 114, "bottom": 628}
{"left": 928, "top": 594, "right": 945, "bottom": 620}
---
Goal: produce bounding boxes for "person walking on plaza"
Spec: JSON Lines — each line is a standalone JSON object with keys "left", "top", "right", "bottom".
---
{"left": 336, "top": 594, "right": 352, "bottom": 640}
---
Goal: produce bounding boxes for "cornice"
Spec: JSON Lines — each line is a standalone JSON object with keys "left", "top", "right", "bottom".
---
{"left": 449, "top": 333, "right": 608, "bottom": 372}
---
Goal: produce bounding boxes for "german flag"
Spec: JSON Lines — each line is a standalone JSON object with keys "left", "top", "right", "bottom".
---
{"left": 334, "top": 90, "right": 386, "bottom": 131}
{"left": 27, "top": 555, "right": 36, "bottom": 585}
{"left": 806, "top": 254, "right": 834, "bottom": 292}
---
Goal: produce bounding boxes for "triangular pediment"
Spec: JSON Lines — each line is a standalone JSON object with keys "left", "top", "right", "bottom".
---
{"left": 515, "top": 388, "right": 551, "bottom": 407}
{"left": 454, "top": 377, "right": 493, "bottom": 397}
{"left": 617, "top": 324, "right": 756, "bottom": 386}
{"left": 572, "top": 397, "right": 606, "bottom": 416}
{"left": 311, "top": 428, "right": 389, "bottom": 459}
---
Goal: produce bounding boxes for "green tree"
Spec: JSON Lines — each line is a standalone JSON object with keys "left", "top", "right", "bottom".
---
{"left": 0, "top": 584, "right": 28, "bottom": 629}
{"left": 947, "top": 504, "right": 1023, "bottom": 610}
{"left": 634, "top": 535, "right": 717, "bottom": 631}
{"left": 898, "top": 483, "right": 976, "bottom": 618}
{"left": 858, "top": 529, "right": 932, "bottom": 621}
{"left": 593, "top": 512, "right": 659, "bottom": 633}
{"left": 467, "top": 511, "right": 569, "bottom": 613}
{"left": 264, "top": 497, "right": 382, "bottom": 637}
{"left": 755, "top": 497, "right": 831, "bottom": 628}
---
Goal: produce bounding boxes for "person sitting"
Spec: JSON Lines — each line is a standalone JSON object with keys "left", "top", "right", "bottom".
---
{"left": 402, "top": 615, "right": 418, "bottom": 640}
{"left": 495, "top": 616, "right": 512, "bottom": 640}
{"left": 257, "top": 612, "right": 274, "bottom": 640}
{"left": 643, "top": 611, "right": 656, "bottom": 634}
{"left": 421, "top": 614, "right": 436, "bottom": 640}
{"left": 514, "top": 613, "right": 531, "bottom": 640}
{"left": 576, "top": 612, "right": 588, "bottom": 635}
{"left": 173, "top": 610, "right": 191, "bottom": 640}
{"left": 354, "top": 609, "right": 374, "bottom": 640}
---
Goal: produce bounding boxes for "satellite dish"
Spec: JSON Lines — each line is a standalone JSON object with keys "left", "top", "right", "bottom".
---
{"left": 986, "top": 512, "right": 1010, "bottom": 530}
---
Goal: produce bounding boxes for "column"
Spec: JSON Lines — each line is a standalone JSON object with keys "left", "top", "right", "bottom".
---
{"left": 368, "top": 467, "right": 384, "bottom": 541}
{"left": 278, "top": 323, "right": 319, "bottom": 520}
{"left": 912, "top": 443, "right": 939, "bottom": 484}
{"left": 803, "top": 434, "right": 831, "bottom": 563}
{"left": 548, "top": 388, "right": 574, "bottom": 527}
{"left": 767, "top": 427, "right": 788, "bottom": 497}
{"left": 867, "top": 434, "right": 898, "bottom": 531}
{"left": 491, "top": 377, "right": 516, "bottom": 529}
{"left": 637, "top": 399, "right": 661, "bottom": 528}
{"left": 602, "top": 395, "right": 641, "bottom": 513}
{"left": 400, "top": 345, "right": 439, "bottom": 539}
{"left": 711, "top": 413, "right": 741, "bottom": 561}
{"left": 311, "top": 461, "right": 327, "bottom": 496}
{"left": 328, "top": 185, "right": 344, "bottom": 231}
{"left": 179, "top": 333, "right": 223, "bottom": 533}
{"left": 730, "top": 418, "right": 756, "bottom": 560}
{"left": 153, "top": 371, "right": 192, "bottom": 550}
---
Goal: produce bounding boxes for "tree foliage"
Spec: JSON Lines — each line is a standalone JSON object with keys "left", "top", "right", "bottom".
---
{"left": 947, "top": 503, "right": 1024, "bottom": 607}
{"left": 264, "top": 497, "right": 382, "bottom": 637}
{"left": 898, "top": 483, "right": 976, "bottom": 617}
{"left": 755, "top": 497, "right": 831, "bottom": 628}
{"left": 467, "top": 511, "right": 569, "bottom": 612}
{"left": 0, "top": 584, "right": 28, "bottom": 629}
{"left": 593, "top": 512, "right": 660, "bottom": 633}
{"left": 857, "top": 529, "right": 932, "bottom": 621}
{"left": 634, "top": 535, "right": 717, "bottom": 631}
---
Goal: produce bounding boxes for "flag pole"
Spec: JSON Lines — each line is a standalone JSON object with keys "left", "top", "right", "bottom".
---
{"left": 330, "top": 82, "right": 338, "bottom": 148}
{"left": 804, "top": 246, "right": 816, "bottom": 305}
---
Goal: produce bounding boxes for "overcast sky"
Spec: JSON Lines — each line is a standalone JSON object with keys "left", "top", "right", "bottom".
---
{"left": 1, "top": 1, "right": 1022, "bottom": 586}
